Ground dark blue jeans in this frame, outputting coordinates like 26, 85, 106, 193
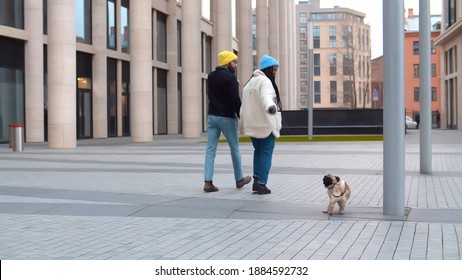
251, 134, 275, 185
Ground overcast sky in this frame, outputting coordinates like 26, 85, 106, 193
317, 0, 442, 58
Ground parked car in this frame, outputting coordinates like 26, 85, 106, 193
406, 116, 418, 129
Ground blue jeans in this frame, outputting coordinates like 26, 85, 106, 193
251, 134, 275, 185
204, 115, 244, 181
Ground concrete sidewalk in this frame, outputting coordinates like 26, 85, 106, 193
0, 129, 461, 260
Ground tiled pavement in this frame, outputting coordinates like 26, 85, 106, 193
1, 129, 462, 260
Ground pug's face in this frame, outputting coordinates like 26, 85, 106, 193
323, 174, 340, 188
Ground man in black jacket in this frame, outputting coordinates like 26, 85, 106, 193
203, 51, 251, 192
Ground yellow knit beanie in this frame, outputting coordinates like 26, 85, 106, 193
218, 51, 238, 66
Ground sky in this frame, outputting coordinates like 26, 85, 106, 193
317, 0, 443, 58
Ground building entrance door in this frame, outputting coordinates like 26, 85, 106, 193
77, 90, 92, 139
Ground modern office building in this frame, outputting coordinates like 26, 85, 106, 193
435, 0, 461, 130
0, 0, 297, 147
296, 2, 371, 109
404, 8, 442, 128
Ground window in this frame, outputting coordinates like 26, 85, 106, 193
329, 26, 336, 48
414, 87, 419, 101
156, 12, 167, 62
76, 0, 92, 44
107, 58, 117, 137
43, 0, 47, 34
413, 41, 419, 55
314, 54, 320, 76
343, 54, 352, 75
121, 0, 129, 53
343, 81, 351, 104
314, 81, 321, 103
300, 13, 307, 24
300, 53, 307, 64
431, 41, 436, 54
330, 81, 337, 103
445, 0, 457, 28
300, 69, 307, 79
157, 69, 168, 134
413, 64, 419, 77
107, 0, 116, 49
300, 27, 307, 38
432, 64, 436, 77
0, 37, 24, 143
431, 87, 437, 101
0, 0, 24, 29
329, 53, 336, 76
313, 26, 320, 48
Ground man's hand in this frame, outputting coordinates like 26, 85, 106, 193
268, 105, 277, 115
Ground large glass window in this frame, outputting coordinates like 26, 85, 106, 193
122, 61, 130, 136
156, 12, 167, 63
0, 0, 24, 29
121, 0, 129, 53
0, 37, 24, 143
107, 0, 116, 50
76, 52, 93, 139
43, 0, 47, 34
107, 58, 117, 137
76, 0, 92, 44
157, 69, 168, 135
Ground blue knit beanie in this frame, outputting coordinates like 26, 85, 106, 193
259, 55, 280, 70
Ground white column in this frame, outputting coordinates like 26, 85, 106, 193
383, 0, 405, 216
24, 0, 44, 142
278, 0, 288, 108
130, 0, 153, 142
256, 0, 268, 63
268, 0, 279, 58
419, 0, 432, 174
181, 0, 202, 138
215, 0, 233, 52
47, 0, 76, 148
167, 0, 179, 134
237, 0, 253, 88
92, 0, 108, 138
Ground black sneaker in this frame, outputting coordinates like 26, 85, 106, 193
256, 183, 271, 195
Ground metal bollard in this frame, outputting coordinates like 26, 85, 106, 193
11, 124, 24, 152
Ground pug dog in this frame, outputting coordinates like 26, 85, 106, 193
322, 174, 351, 215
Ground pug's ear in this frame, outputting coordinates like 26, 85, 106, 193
335, 176, 340, 182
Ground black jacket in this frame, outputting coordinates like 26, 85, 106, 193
207, 66, 241, 119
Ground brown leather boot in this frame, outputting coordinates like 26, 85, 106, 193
204, 181, 219, 192
236, 175, 252, 188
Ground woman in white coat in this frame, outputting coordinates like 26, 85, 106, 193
240, 55, 282, 195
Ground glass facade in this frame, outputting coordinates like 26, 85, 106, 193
0, 0, 24, 29
107, 58, 117, 137
0, 37, 24, 143
77, 52, 93, 139
107, 0, 116, 50
121, 0, 129, 53
157, 69, 168, 134
76, 0, 92, 44
156, 12, 167, 63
